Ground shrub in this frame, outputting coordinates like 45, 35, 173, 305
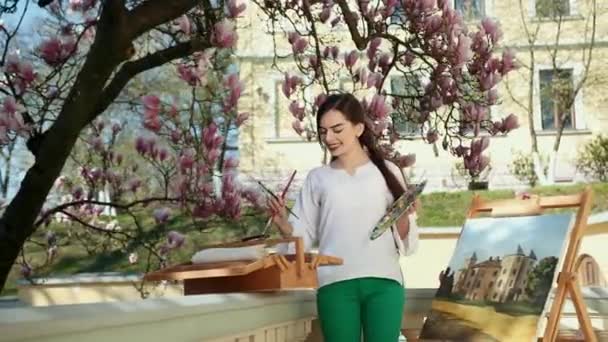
576, 135, 608, 181
509, 151, 547, 187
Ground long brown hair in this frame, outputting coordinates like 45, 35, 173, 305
316, 93, 405, 200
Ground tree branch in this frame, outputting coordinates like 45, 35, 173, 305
92, 39, 210, 120
335, 0, 367, 49
128, 0, 200, 39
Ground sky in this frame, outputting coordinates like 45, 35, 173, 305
447, 213, 575, 271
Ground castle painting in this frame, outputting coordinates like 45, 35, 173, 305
420, 213, 575, 342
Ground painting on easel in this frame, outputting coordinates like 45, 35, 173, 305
419, 213, 575, 342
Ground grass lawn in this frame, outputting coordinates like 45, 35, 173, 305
417, 182, 608, 226
1, 182, 606, 297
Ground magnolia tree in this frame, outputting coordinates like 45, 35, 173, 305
0, 0, 263, 292
255, 0, 519, 174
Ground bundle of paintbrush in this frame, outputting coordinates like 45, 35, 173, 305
242, 170, 297, 242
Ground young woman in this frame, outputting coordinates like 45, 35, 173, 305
269, 93, 419, 341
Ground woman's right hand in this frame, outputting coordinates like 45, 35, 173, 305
268, 197, 289, 229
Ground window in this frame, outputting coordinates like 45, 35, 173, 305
454, 0, 486, 20
535, 0, 571, 17
539, 69, 575, 130
493, 271, 498, 276
390, 76, 420, 136
268, 79, 302, 140
585, 261, 597, 285
498, 280, 503, 287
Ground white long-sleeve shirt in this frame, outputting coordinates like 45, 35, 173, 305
279, 160, 419, 288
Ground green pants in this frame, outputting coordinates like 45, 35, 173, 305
316, 277, 405, 342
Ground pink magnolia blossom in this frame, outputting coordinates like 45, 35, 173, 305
179, 148, 196, 170
193, 201, 215, 219
227, 0, 247, 18
135, 136, 148, 154
315, 93, 328, 109
128, 178, 142, 192
378, 53, 392, 70
491, 113, 519, 134
487, 89, 499, 105
212, 19, 238, 49
72, 186, 84, 200
470, 136, 490, 155
320, 6, 332, 22
292, 37, 308, 54
89, 167, 103, 181
223, 73, 243, 112
20, 263, 32, 278
235, 112, 249, 127
166, 230, 185, 249
330, 46, 339, 59
356, 67, 369, 86
91, 136, 103, 151
177, 64, 205, 86
170, 130, 181, 144
153, 207, 171, 224
292, 120, 305, 135
426, 129, 439, 143
158, 148, 169, 162
69, 0, 96, 12
401, 51, 415, 66
289, 101, 305, 120
143, 111, 161, 132
4, 54, 21, 74
367, 37, 382, 60
203, 123, 219, 149
396, 153, 416, 168
481, 18, 503, 44
367, 72, 383, 89
142, 95, 161, 112
207, 148, 221, 165
500, 49, 517, 75
4, 55, 36, 92
175, 15, 191, 35
281, 73, 301, 98
223, 157, 239, 169
367, 94, 392, 120
454, 34, 473, 67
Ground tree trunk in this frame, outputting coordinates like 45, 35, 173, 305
527, 50, 548, 186
0, 142, 15, 198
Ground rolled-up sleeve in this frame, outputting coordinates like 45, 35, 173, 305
277, 172, 319, 254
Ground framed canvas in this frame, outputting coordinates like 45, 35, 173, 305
419, 213, 575, 342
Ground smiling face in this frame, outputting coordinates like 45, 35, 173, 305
318, 109, 365, 158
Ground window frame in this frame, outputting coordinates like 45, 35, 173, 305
533, 64, 586, 132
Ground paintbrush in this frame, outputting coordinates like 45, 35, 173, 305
242, 170, 298, 241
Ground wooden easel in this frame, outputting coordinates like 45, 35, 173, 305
467, 187, 596, 342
